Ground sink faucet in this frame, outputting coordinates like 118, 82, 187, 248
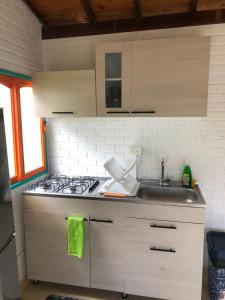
160, 158, 171, 187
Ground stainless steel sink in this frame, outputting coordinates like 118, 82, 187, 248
137, 183, 201, 204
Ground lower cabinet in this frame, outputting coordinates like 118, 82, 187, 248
124, 218, 204, 300
24, 210, 90, 287
90, 216, 125, 292
24, 199, 205, 300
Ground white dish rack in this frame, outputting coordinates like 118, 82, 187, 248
99, 157, 140, 196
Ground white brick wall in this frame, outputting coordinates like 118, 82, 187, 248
0, 0, 43, 282
47, 115, 225, 232
45, 26, 225, 237
0, 0, 43, 75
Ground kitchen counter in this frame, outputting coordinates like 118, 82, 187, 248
23, 178, 206, 208
23, 177, 206, 300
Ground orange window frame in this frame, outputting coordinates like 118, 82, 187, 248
0, 74, 47, 184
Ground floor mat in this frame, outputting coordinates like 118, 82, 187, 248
47, 296, 84, 300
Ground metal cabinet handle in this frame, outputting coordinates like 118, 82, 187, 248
107, 111, 130, 114
0, 232, 16, 254
150, 247, 176, 253
151, 224, 177, 230
90, 218, 113, 223
65, 217, 88, 222
131, 111, 156, 114
52, 112, 76, 114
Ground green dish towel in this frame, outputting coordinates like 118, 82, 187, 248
67, 216, 85, 258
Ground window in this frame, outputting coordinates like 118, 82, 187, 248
20, 87, 44, 174
0, 74, 46, 184
0, 84, 15, 178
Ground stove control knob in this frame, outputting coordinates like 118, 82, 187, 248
89, 180, 100, 193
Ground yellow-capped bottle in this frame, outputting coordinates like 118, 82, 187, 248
182, 162, 192, 188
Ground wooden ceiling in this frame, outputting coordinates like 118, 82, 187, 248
22, 0, 225, 39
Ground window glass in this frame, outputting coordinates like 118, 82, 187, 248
105, 53, 122, 108
20, 87, 43, 173
0, 84, 16, 177
105, 53, 121, 78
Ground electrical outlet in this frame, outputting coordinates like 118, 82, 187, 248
130, 145, 142, 156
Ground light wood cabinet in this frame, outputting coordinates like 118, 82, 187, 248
24, 210, 90, 287
131, 37, 210, 117
23, 195, 205, 300
124, 218, 204, 300
32, 70, 96, 117
96, 42, 131, 116
96, 37, 210, 117
90, 216, 125, 292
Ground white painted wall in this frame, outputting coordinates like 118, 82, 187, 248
0, 0, 43, 75
45, 25, 225, 235
43, 24, 225, 72
0, 0, 43, 282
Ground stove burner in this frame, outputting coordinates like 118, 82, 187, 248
28, 175, 100, 195
40, 182, 52, 190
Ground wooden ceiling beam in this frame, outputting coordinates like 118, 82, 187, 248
80, 0, 96, 23
134, 0, 142, 18
21, 0, 48, 25
42, 9, 225, 40
191, 0, 198, 12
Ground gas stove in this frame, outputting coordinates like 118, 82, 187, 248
26, 175, 101, 196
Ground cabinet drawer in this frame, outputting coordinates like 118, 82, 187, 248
125, 218, 204, 250
124, 218, 204, 299
125, 242, 203, 300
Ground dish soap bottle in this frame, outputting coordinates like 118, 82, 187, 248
182, 162, 192, 188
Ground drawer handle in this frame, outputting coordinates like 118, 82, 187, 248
65, 217, 88, 222
150, 247, 176, 253
151, 224, 177, 230
131, 111, 156, 114
106, 111, 130, 114
0, 232, 16, 254
90, 218, 113, 223
52, 112, 76, 114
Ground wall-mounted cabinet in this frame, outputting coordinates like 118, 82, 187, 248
96, 37, 210, 117
32, 70, 96, 117
32, 37, 210, 118
131, 37, 210, 117
96, 42, 131, 117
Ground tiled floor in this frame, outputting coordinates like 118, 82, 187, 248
22, 281, 211, 300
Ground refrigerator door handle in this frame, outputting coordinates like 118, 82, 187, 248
0, 232, 16, 254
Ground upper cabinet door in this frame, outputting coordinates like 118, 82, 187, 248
96, 42, 131, 117
131, 37, 210, 117
32, 70, 96, 117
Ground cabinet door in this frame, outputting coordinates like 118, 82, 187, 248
124, 218, 204, 300
32, 70, 96, 117
25, 210, 90, 287
131, 37, 210, 117
90, 216, 125, 292
96, 42, 131, 116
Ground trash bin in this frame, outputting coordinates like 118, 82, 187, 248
207, 231, 225, 300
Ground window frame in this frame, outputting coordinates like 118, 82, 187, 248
0, 73, 47, 185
